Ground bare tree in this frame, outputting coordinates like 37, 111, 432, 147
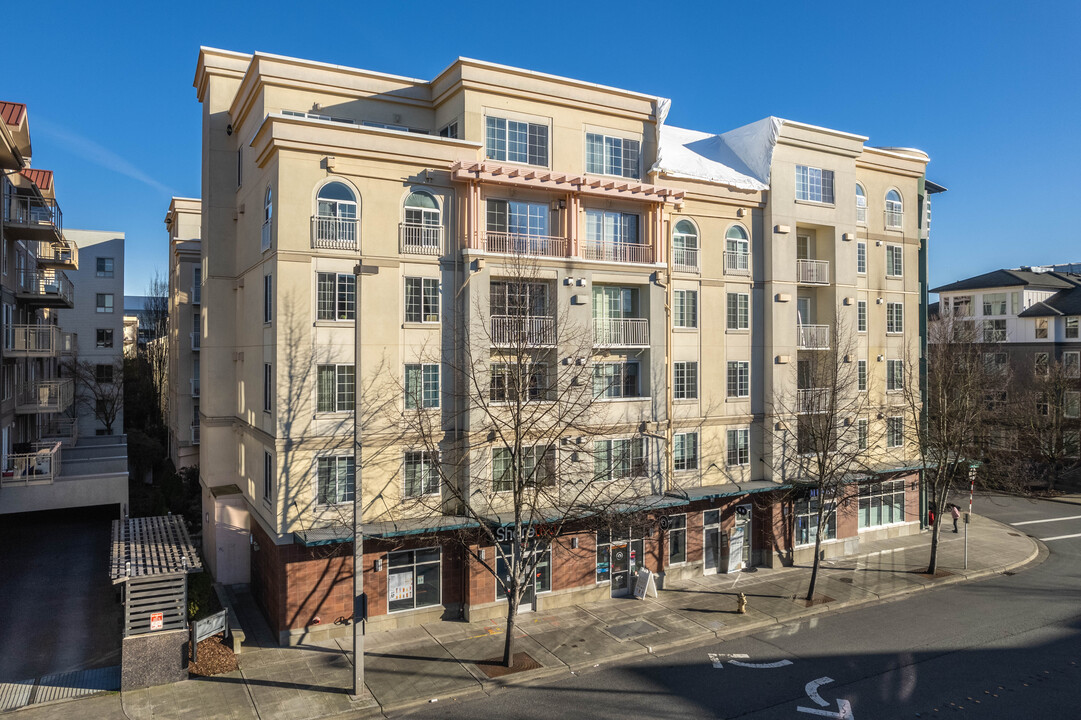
140, 271, 170, 426
66, 356, 125, 434
401, 254, 665, 666
1006, 354, 1081, 492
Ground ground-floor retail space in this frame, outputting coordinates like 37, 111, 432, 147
229, 473, 924, 645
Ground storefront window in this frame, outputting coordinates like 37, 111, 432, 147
596, 526, 645, 583
858, 479, 906, 529
495, 542, 551, 599
387, 548, 441, 613
668, 514, 687, 564
794, 492, 836, 546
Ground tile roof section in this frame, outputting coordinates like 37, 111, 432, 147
19, 168, 52, 191
0, 102, 26, 126
931, 269, 1078, 294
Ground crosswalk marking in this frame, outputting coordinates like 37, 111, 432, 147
1011, 514, 1081, 526
1039, 532, 1081, 542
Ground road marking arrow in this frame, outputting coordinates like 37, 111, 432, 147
707, 653, 792, 669
804, 677, 834, 706
796, 699, 853, 719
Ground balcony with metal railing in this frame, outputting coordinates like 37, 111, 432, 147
724, 250, 751, 275
796, 259, 830, 285
190, 332, 200, 351
2, 191, 63, 242
17, 268, 74, 307
797, 324, 830, 350
482, 232, 567, 258
261, 219, 272, 252
885, 209, 904, 230
5, 324, 59, 357
584, 240, 653, 264
40, 418, 78, 446
35, 240, 78, 270
400, 223, 443, 255
672, 246, 699, 273
490, 315, 556, 347
797, 388, 832, 414
191, 282, 201, 305
311, 215, 358, 250
1, 442, 61, 486
593, 317, 650, 347
191, 377, 200, 397
15, 379, 74, 414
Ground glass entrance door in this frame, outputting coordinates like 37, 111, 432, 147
497, 542, 552, 613
728, 505, 753, 571
610, 542, 631, 596
703, 510, 722, 575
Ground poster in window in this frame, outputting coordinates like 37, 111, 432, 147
388, 570, 414, 602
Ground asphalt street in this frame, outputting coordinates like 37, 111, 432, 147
403, 495, 1081, 719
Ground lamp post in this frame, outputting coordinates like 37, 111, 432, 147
352, 260, 379, 698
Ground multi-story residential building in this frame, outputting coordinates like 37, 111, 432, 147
56, 229, 125, 437
0, 101, 128, 516
165, 197, 202, 470
192, 49, 937, 645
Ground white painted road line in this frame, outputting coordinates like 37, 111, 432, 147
1011, 514, 1081, 526
804, 677, 833, 706
1039, 532, 1081, 542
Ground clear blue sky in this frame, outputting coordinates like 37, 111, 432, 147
11, 0, 1080, 294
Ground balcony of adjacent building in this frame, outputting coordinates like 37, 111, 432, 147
796, 323, 830, 350
34, 240, 78, 271
16, 268, 74, 307
40, 417, 78, 446
797, 387, 832, 414
593, 286, 649, 348
2, 189, 64, 244
4, 324, 59, 357
0, 435, 128, 514
1, 441, 62, 486
15, 379, 74, 414
490, 315, 556, 347
796, 259, 830, 286
191, 422, 200, 445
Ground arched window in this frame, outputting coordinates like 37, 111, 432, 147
725, 225, 750, 274
314, 182, 358, 249
403, 191, 441, 253
855, 184, 866, 224
261, 186, 273, 251
672, 219, 699, 271
885, 189, 903, 228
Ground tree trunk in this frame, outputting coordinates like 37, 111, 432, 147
805, 501, 826, 602
927, 514, 941, 574
502, 593, 518, 667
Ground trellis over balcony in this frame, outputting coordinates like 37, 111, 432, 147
35, 240, 78, 270
16, 269, 74, 307
5, 324, 60, 357
310, 215, 358, 250
797, 388, 832, 414
16, 379, 74, 414
491, 315, 556, 347
1, 442, 61, 486
400, 223, 443, 255
2, 191, 63, 243
797, 324, 830, 350
796, 259, 830, 285
482, 232, 568, 259
593, 317, 649, 348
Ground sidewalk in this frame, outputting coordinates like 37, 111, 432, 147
8, 514, 1040, 720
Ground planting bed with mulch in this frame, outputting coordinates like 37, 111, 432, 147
188, 633, 238, 677
476, 652, 541, 678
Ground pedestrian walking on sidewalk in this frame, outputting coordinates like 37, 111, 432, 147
929, 501, 937, 528
950, 503, 961, 533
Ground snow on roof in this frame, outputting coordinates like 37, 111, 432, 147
651, 117, 781, 191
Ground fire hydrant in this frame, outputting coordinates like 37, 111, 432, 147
737, 592, 748, 614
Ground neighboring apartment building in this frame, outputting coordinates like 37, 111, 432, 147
56, 229, 125, 437
165, 197, 202, 469
0, 101, 128, 516
192, 49, 937, 645
932, 267, 1081, 452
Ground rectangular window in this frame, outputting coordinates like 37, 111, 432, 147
1034, 352, 1049, 376
592, 361, 640, 399
594, 438, 646, 480
795, 165, 835, 204
794, 491, 836, 545
96, 293, 114, 313
983, 352, 1008, 374
584, 209, 640, 254
1065, 351, 1080, 378
667, 514, 687, 565
317, 272, 356, 321
491, 281, 550, 317
727, 361, 750, 398
727, 292, 749, 330
263, 363, 272, 413
485, 116, 548, 166
673, 362, 698, 400
317, 456, 355, 504
858, 359, 868, 392
951, 296, 972, 317
263, 273, 272, 323
486, 199, 550, 238
438, 122, 459, 139
490, 362, 549, 402
886, 245, 903, 277
887, 302, 904, 334
726, 428, 750, 466
887, 359, 904, 392
983, 319, 1007, 343
857, 418, 869, 450
982, 293, 1007, 316
317, 364, 355, 412
404, 451, 439, 497
404, 277, 439, 323
858, 479, 906, 529
96, 329, 114, 348
96, 257, 115, 278
493, 446, 556, 491
585, 133, 641, 179
387, 548, 441, 613
857, 300, 867, 333
674, 290, 698, 329
1035, 318, 1048, 339
1065, 391, 1080, 419
856, 241, 867, 274
1066, 317, 1079, 339
95, 364, 114, 383
887, 416, 904, 447
673, 432, 699, 471
405, 364, 440, 409
263, 451, 274, 505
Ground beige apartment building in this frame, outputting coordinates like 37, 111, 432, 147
191, 48, 938, 645
0, 101, 128, 516
165, 197, 202, 470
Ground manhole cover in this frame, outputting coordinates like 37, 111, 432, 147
606, 619, 662, 640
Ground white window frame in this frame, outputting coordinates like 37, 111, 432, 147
405, 363, 440, 409
673, 431, 699, 471
316, 455, 355, 506
885, 245, 903, 277
794, 491, 837, 546
1065, 390, 1080, 419
485, 115, 549, 167
405, 277, 439, 323
886, 416, 904, 448
857, 418, 869, 450
673, 289, 698, 329
263, 450, 274, 506
1035, 318, 1049, 340
1034, 352, 1049, 377
263, 363, 272, 413
858, 479, 906, 529
886, 302, 904, 334
795, 165, 835, 204
886, 359, 904, 392
727, 292, 749, 331
594, 438, 646, 481
317, 272, 356, 322
1064, 351, 1080, 379
856, 241, 867, 274
858, 359, 868, 392
857, 300, 868, 333
885, 189, 904, 229
1066, 317, 1079, 339
726, 427, 750, 466
492, 445, 557, 492
673, 361, 698, 400
317, 364, 356, 413
263, 273, 273, 324
727, 361, 750, 398
404, 451, 440, 497
592, 361, 641, 399
585, 132, 641, 179
855, 183, 867, 224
